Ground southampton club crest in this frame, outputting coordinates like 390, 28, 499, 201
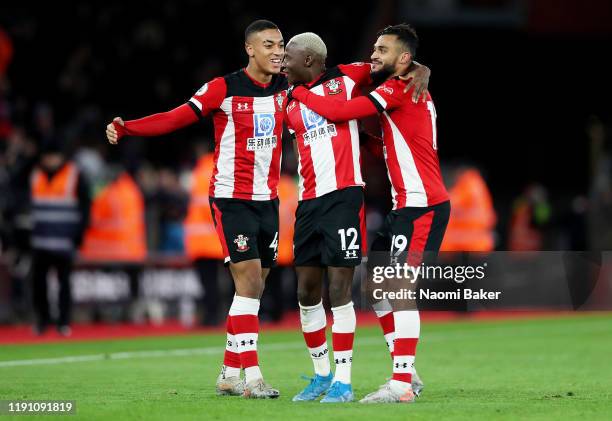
234, 234, 250, 252
275, 93, 284, 111
325, 79, 343, 95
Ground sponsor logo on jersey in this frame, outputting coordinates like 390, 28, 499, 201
236, 102, 249, 111
325, 79, 343, 95
378, 85, 394, 95
247, 113, 278, 151
300, 108, 337, 145
234, 234, 250, 252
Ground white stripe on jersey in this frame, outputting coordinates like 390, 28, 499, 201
343, 76, 364, 187
291, 118, 306, 199
189, 97, 203, 111
252, 149, 273, 199
382, 111, 428, 207
304, 84, 337, 199
251, 96, 277, 199
296, 154, 305, 200
251, 95, 273, 113
213, 97, 236, 198
370, 91, 387, 109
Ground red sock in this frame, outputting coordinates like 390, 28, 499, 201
391, 310, 420, 384
376, 310, 395, 359
231, 314, 260, 370
222, 315, 241, 376
392, 338, 417, 383
229, 295, 262, 383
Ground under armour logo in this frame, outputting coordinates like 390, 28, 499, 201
335, 357, 352, 364
395, 362, 409, 369
237, 102, 249, 111
240, 339, 255, 346
345, 250, 358, 259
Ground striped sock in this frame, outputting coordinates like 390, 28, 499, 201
373, 299, 395, 359
299, 301, 330, 377
392, 310, 419, 385
331, 301, 356, 384
229, 295, 262, 384
221, 315, 241, 378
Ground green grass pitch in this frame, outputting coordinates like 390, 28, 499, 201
1, 314, 611, 420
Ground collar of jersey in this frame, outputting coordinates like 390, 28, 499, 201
242, 68, 272, 89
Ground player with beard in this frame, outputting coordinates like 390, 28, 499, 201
282, 31, 431, 403
289, 24, 450, 404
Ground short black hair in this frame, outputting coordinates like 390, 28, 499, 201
245, 20, 279, 41
377, 23, 419, 57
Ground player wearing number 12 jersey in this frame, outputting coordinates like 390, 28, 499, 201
290, 24, 450, 404
105, 20, 287, 399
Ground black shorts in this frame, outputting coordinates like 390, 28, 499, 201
294, 186, 366, 267
371, 200, 450, 265
209, 197, 279, 268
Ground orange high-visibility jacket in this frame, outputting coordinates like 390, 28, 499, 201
80, 172, 146, 261
508, 200, 542, 251
184, 154, 223, 260
31, 162, 81, 254
440, 168, 496, 252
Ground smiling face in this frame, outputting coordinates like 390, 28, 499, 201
281, 42, 311, 85
245, 28, 285, 75
370, 34, 411, 80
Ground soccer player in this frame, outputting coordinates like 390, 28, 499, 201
281, 32, 429, 403
105, 20, 287, 399
289, 24, 450, 403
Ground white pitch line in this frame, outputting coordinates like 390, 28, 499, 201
0, 338, 383, 368
2, 322, 573, 369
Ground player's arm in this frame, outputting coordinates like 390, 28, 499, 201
290, 87, 379, 123
106, 104, 198, 144
106, 77, 227, 144
401, 61, 430, 103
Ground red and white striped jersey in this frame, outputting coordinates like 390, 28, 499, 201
188, 69, 287, 201
367, 78, 449, 209
284, 63, 371, 201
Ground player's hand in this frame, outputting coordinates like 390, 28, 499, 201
106, 117, 124, 144
287, 84, 306, 103
401, 64, 430, 103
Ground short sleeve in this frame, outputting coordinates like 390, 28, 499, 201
366, 80, 405, 113
338, 62, 373, 87
188, 77, 227, 117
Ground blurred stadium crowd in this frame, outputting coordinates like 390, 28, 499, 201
1, 1, 611, 330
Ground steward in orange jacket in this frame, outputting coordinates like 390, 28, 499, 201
80, 171, 146, 262
440, 167, 496, 252
31, 142, 90, 335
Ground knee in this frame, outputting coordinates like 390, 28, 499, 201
328, 281, 351, 306
297, 283, 319, 306
297, 275, 321, 306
